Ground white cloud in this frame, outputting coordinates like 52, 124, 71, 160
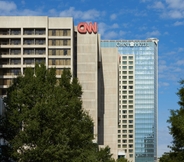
21, 0, 25, 5
104, 31, 118, 39
167, 10, 184, 19
174, 21, 184, 26
166, 0, 184, 9
110, 13, 117, 20
178, 48, 184, 52
159, 82, 170, 87
146, 30, 160, 38
59, 7, 102, 20
140, 0, 151, 3
139, 26, 147, 31
148, 0, 184, 19
0, 1, 16, 13
176, 60, 184, 65
111, 23, 119, 28
153, 1, 165, 9
98, 22, 108, 36
119, 30, 126, 36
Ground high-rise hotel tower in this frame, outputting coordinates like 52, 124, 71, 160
0, 16, 158, 162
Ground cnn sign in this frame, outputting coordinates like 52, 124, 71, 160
77, 22, 97, 34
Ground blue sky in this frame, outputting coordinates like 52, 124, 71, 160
1, 0, 184, 157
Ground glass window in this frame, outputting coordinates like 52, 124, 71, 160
129, 56, 133, 59
123, 66, 127, 69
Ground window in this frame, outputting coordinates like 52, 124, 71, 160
129, 100, 133, 104
129, 110, 133, 113
123, 96, 127, 99
52, 30, 56, 36
123, 130, 127, 133
123, 145, 126, 148
129, 91, 133, 94
129, 140, 133, 143
129, 154, 133, 158
123, 140, 127, 143
63, 29, 67, 36
64, 49, 67, 55
52, 59, 56, 65
123, 100, 127, 104
123, 71, 127, 74
123, 91, 127, 94
129, 144, 133, 148
123, 61, 127, 64
52, 40, 56, 45
63, 39, 67, 45
129, 56, 133, 59
129, 120, 133, 123
52, 50, 56, 55
123, 66, 127, 69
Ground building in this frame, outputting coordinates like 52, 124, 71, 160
0, 16, 158, 162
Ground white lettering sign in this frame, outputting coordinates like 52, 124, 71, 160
116, 42, 149, 47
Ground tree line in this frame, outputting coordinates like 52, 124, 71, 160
0, 63, 128, 162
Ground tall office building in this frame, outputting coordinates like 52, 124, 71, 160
101, 40, 158, 162
0, 16, 158, 162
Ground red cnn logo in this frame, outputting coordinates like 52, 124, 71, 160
77, 22, 97, 34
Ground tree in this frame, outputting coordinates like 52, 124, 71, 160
116, 157, 128, 162
0, 63, 114, 162
160, 80, 184, 161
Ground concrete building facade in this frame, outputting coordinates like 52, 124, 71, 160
0, 16, 158, 162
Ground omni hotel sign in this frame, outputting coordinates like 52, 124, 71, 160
116, 42, 149, 47
77, 22, 97, 34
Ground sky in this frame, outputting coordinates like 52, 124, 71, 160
0, 0, 184, 158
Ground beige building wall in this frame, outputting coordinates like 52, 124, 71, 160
76, 32, 99, 142
100, 48, 119, 158
0, 16, 73, 95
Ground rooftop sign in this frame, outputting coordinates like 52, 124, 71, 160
116, 42, 149, 47
77, 22, 97, 34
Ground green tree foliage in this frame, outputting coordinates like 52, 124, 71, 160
116, 157, 128, 162
160, 80, 184, 161
0, 63, 114, 162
